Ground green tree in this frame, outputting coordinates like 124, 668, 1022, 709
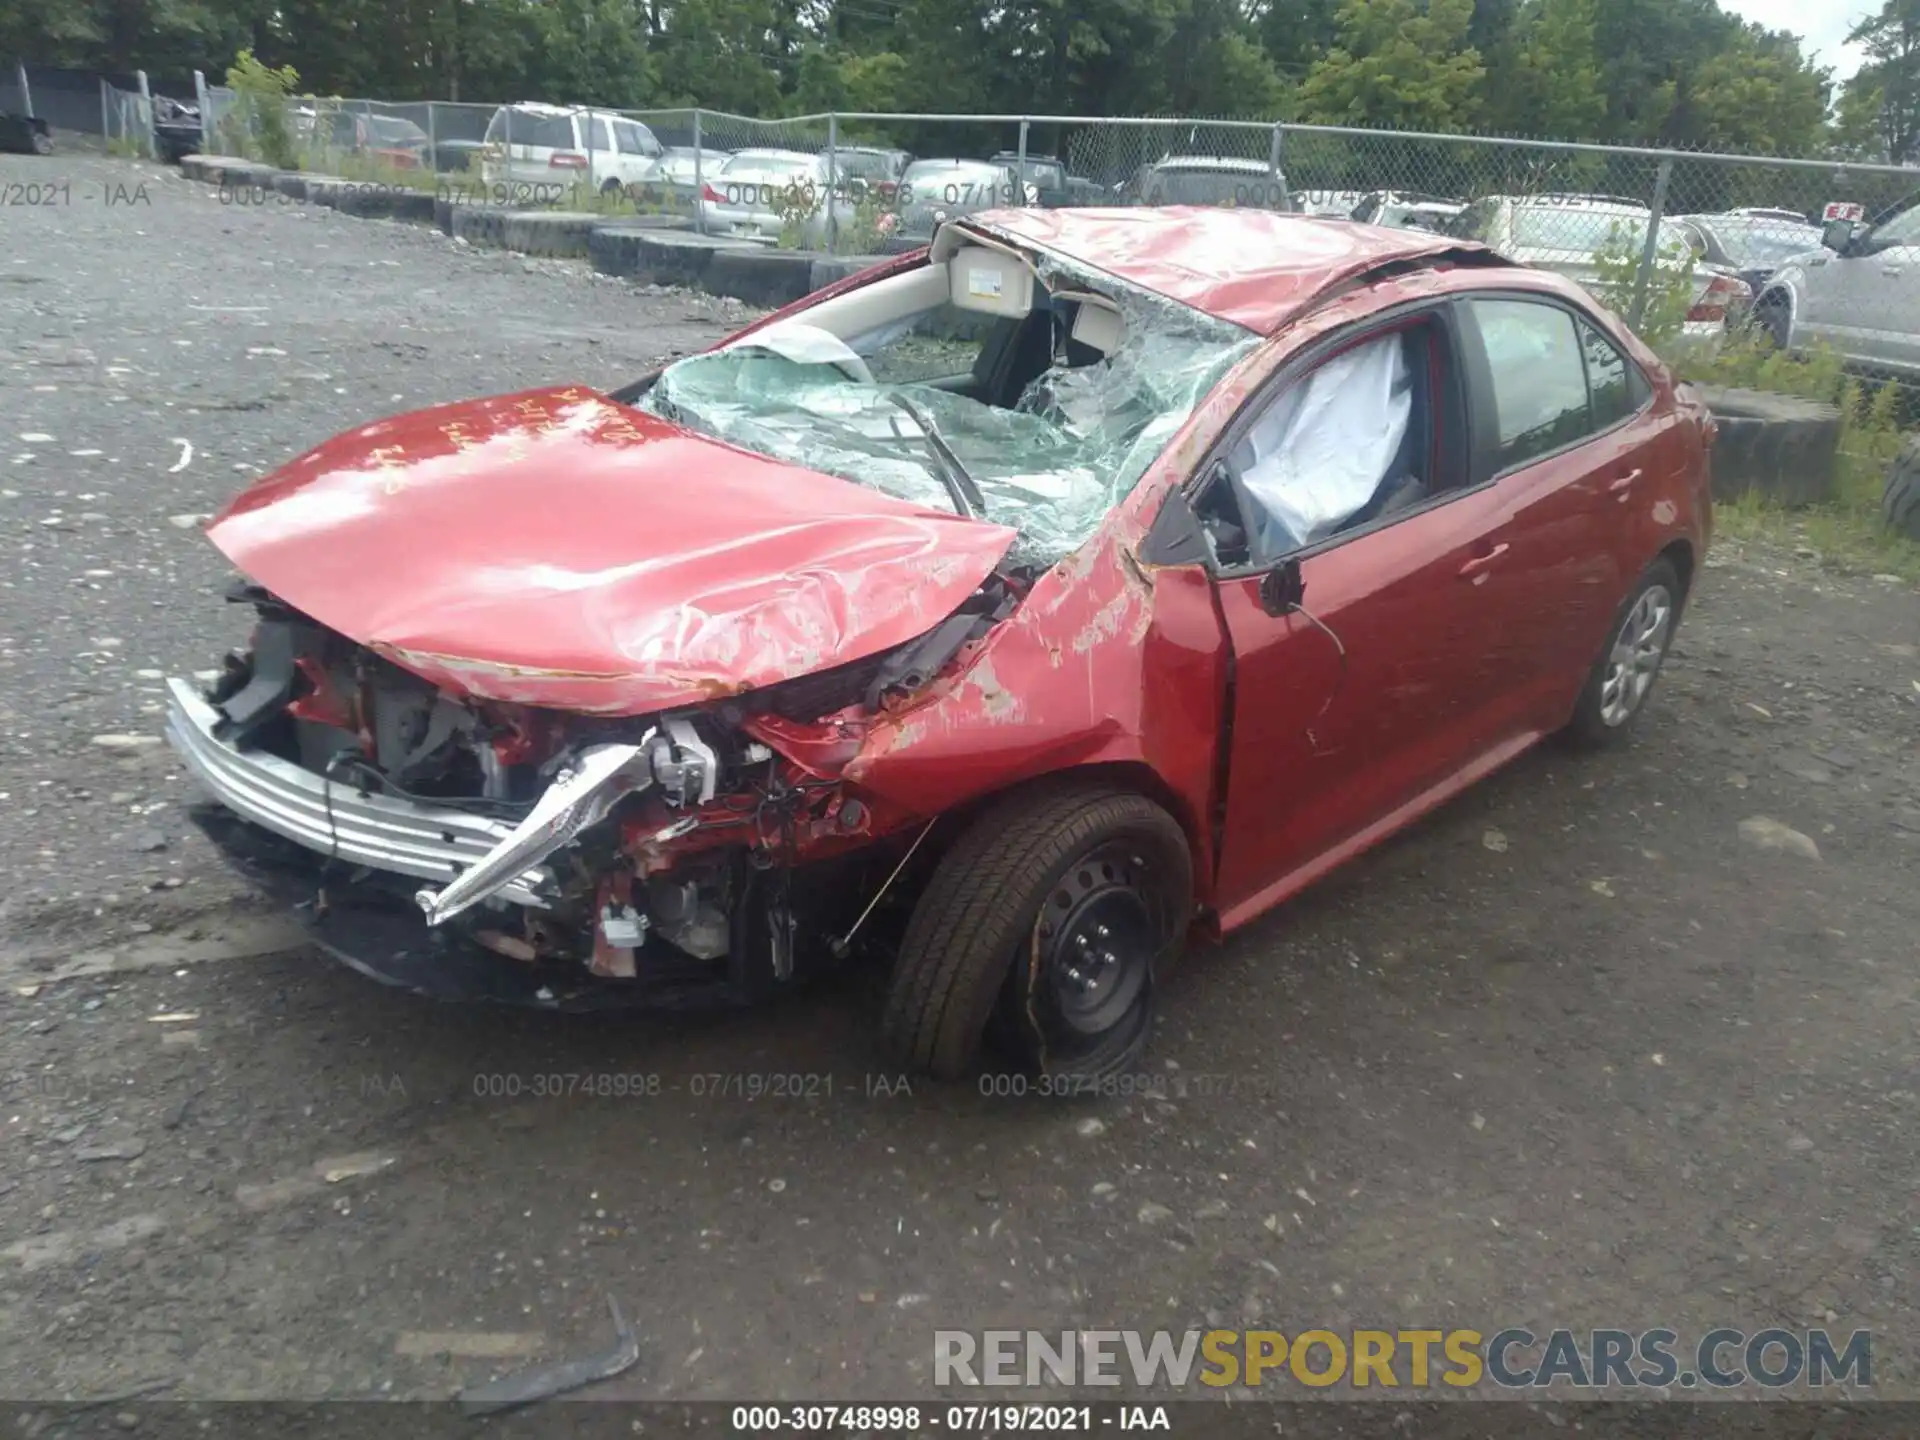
1689, 27, 1829, 155
1847, 0, 1920, 163
1297, 0, 1486, 130
1485, 0, 1605, 139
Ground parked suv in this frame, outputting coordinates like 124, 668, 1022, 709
479, 102, 663, 196
1448, 194, 1752, 337
1751, 192, 1920, 380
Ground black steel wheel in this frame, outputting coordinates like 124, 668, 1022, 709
881, 782, 1192, 1082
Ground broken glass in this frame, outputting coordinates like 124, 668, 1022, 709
640, 280, 1257, 567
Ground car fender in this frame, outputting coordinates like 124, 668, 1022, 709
840, 521, 1233, 906
1752, 267, 1807, 345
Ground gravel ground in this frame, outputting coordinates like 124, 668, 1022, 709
1, 152, 1918, 1412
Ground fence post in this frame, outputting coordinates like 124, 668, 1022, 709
1628, 158, 1674, 332
136, 70, 154, 159
193, 70, 208, 154
692, 109, 706, 235
825, 111, 839, 256
1017, 118, 1030, 207
1269, 122, 1289, 211
427, 101, 438, 178
15, 61, 30, 119
99, 77, 111, 146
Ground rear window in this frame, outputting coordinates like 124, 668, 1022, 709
613, 120, 659, 156
1512, 206, 1652, 252
1146, 167, 1286, 209
366, 116, 422, 144
485, 108, 577, 150
720, 154, 817, 180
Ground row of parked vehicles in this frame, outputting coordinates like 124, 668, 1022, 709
186, 95, 1900, 380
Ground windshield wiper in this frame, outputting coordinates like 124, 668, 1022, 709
885, 390, 986, 521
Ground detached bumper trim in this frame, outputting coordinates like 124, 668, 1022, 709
164, 677, 551, 908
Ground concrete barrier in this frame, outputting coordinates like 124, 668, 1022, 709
587, 217, 696, 277
450, 206, 514, 248
499, 210, 605, 259
808, 254, 895, 292
1698, 387, 1841, 508
634, 233, 766, 289
700, 247, 822, 308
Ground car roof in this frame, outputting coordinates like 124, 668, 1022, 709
728, 148, 815, 161
965, 206, 1503, 335
496, 101, 576, 116
1149, 156, 1275, 172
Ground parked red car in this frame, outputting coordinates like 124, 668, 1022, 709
168, 208, 1714, 1081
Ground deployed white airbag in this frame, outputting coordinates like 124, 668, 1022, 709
1232, 333, 1411, 555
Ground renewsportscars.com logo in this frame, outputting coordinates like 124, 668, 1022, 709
934, 1328, 1872, 1391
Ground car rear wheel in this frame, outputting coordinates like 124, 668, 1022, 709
600, 177, 625, 199
1562, 558, 1681, 749
880, 782, 1192, 1082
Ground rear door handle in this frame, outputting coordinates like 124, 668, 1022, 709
1608, 468, 1643, 495
1457, 542, 1509, 579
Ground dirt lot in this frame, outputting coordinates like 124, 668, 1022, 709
1, 152, 1917, 1410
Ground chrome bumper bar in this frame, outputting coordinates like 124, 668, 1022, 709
164, 677, 552, 909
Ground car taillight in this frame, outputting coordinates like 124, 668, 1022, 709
701, 183, 726, 205
1686, 274, 1751, 324
549, 152, 588, 170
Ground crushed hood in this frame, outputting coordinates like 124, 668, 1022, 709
206, 387, 1018, 714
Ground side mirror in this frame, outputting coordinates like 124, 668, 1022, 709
1821, 218, 1861, 254
1259, 557, 1306, 617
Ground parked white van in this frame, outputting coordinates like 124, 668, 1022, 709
478, 102, 664, 196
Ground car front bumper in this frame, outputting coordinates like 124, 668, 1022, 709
163, 677, 551, 908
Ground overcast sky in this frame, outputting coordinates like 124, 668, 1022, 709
1722, 0, 1872, 80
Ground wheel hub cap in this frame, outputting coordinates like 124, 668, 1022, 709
1599, 584, 1672, 728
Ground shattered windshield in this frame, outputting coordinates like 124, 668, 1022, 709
639, 254, 1257, 566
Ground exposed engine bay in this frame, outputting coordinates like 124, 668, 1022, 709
174, 573, 1022, 1005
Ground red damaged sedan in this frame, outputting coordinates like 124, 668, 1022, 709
167, 208, 1714, 1081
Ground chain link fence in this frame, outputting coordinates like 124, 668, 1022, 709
183, 95, 1920, 398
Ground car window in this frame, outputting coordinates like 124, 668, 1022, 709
492, 108, 577, 150
1228, 327, 1434, 557
1874, 201, 1920, 248
1468, 299, 1594, 470
844, 303, 1008, 386
1511, 206, 1649, 251
1580, 320, 1643, 430
613, 121, 653, 156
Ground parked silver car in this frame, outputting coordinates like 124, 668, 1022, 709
1123, 156, 1292, 211
893, 159, 1034, 242
1752, 194, 1920, 379
696, 149, 868, 244
1448, 194, 1752, 337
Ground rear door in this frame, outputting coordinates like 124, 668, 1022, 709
1452, 296, 1648, 716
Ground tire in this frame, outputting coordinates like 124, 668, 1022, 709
31, 129, 53, 157
880, 781, 1193, 1083
600, 177, 625, 199
1562, 558, 1682, 750
1748, 292, 1790, 351
1884, 435, 1920, 541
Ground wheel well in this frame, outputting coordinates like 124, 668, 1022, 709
1658, 538, 1695, 607
927, 761, 1210, 899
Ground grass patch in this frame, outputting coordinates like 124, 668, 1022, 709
1668, 334, 1920, 580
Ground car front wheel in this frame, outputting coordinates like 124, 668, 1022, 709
880, 782, 1193, 1082
1563, 557, 1682, 748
